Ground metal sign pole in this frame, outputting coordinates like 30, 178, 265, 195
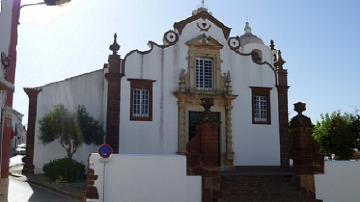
103, 161, 106, 202
98, 144, 113, 202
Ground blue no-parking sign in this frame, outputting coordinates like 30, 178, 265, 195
98, 144, 113, 159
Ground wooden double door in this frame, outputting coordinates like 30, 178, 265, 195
188, 111, 220, 167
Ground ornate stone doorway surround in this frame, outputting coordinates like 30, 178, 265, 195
174, 94, 236, 168
174, 34, 237, 169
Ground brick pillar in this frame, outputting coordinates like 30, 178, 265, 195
86, 155, 99, 200
22, 87, 41, 174
105, 33, 123, 153
187, 98, 221, 202
275, 50, 289, 169
202, 169, 221, 202
290, 102, 324, 200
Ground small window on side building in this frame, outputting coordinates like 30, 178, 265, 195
251, 87, 271, 124
128, 79, 154, 121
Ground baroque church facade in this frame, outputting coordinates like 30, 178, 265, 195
23, 6, 289, 174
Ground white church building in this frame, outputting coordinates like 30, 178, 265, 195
23, 6, 289, 174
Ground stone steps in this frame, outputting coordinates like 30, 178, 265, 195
220, 172, 318, 202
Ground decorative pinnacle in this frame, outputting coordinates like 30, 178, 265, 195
244, 22, 252, 34
109, 33, 120, 55
274, 50, 286, 69
226, 71, 231, 82
294, 102, 306, 115
192, 0, 211, 15
270, 40, 275, 50
201, 0, 205, 8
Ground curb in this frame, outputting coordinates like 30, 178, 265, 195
26, 179, 84, 201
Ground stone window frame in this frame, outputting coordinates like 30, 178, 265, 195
187, 50, 223, 94
250, 87, 272, 124
195, 57, 214, 90
128, 79, 155, 121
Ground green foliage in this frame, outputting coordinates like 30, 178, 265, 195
39, 105, 82, 159
76, 105, 104, 145
43, 158, 85, 182
313, 111, 360, 160
349, 115, 360, 150
39, 105, 104, 159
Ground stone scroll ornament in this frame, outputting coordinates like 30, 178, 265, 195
163, 30, 179, 45
228, 37, 241, 50
196, 21, 212, 32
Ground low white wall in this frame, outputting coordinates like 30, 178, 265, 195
87, 154, 201, 202
315, 161, 360, 202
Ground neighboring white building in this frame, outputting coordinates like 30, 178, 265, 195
10, 109, 26, 153
24, 6, 289, 174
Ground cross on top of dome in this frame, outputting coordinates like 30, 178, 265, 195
192, 0, 212, 15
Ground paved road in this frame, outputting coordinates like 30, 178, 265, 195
8, 175, 79, 202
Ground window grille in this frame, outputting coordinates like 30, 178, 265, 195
254, 95, 268, 122
132, 89, 149, 118
195, 57, 213, 90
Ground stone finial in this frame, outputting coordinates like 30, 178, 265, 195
201, 0, 205, 8
290, 102, 312, 127
109, 33, 120, 55
244, 22, 252, 34
294, 102, 306, 115
225, 71, 231, 83
192, 0, 211, 15
225, 71, 232, 95
270, 40, 275, 50
274, 50, 286, 69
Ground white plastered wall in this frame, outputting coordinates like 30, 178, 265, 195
87, 154, 201, 202
33, 69, 106, 173
119, 16, 280, 166
315, 161, 360, 202
120, 45, 180, 154
229, 46, 280, 166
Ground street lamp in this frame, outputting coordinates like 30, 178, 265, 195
20, 0, 71, 9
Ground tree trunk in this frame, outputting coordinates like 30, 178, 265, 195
66, 147, 73, 159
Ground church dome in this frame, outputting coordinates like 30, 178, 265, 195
239, 22, 264, 46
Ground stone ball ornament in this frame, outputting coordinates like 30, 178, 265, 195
228, 37, 240, 49
163, 30, 179, 44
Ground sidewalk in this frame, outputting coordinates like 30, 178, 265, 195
9, 155, 86, 201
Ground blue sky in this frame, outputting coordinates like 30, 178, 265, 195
15, 0, 360, 124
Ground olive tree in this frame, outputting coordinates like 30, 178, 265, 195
39, 105, 104, 159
